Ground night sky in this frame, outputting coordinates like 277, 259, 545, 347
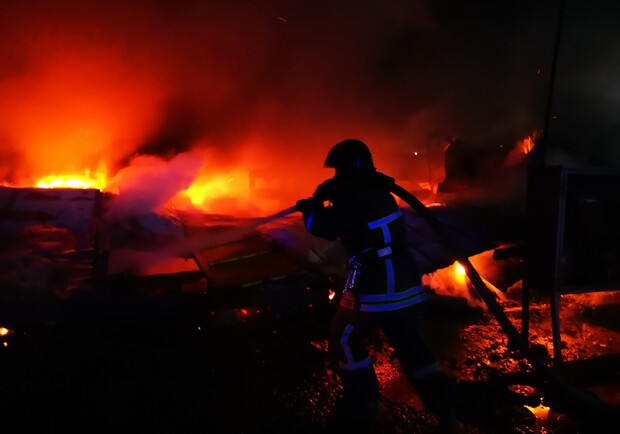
0, 0, 618, 190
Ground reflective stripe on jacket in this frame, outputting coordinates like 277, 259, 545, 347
302, 172, 424, 310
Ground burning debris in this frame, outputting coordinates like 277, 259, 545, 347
1, 146, 619, 433
0, 187, 102, 302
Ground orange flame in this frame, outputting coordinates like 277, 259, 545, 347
453, 262, 467, 285
26, 162, 109, 190
423, 251, 508, 307
23, 161, 282, 216
183, 172, 247, 207
520, 136, 535, 155
504, 131, 540, 166
35, 168, 107, 190
524, 402, 551, 419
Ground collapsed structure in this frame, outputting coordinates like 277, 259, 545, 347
1, 144, 619, 433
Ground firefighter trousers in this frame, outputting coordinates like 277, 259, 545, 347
330, 299, 458, 425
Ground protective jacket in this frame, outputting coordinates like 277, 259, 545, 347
300, 171, 426, 312
297, 150, 460, 432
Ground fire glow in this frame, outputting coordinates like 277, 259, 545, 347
520, 136, 535, 155
524, 402, 551, 419
423, 252, 508, 307
453, 262, 467, 285
35, 168, 107, 190
10, 129, 540, 220
504, 132, 540, 166
181, 171, 249, 209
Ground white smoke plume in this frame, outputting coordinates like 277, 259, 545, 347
104, 152, 202, 222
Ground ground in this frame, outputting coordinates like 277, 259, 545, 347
1, 286, 618, 434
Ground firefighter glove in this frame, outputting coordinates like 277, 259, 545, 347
296, 197, 322, 214
313, 178, 338, 201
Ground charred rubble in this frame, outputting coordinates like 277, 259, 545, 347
0, 178, 619, 433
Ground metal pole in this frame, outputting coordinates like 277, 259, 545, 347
538, 0, 567, 166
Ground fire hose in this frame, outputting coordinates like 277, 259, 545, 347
121, 206, 299, 273
388, 182, 620, 422
167, 186, 618, 419
224, 185, 618, 421
162, 205, 298, 257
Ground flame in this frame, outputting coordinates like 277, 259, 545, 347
518, 129, 541, 156
183, 172, 247, 207
504, 131, 541, 166
524, 403, 551, 419
19, 158, 284, 216
423, 251, 508, 307
328, 290, 336, 301
423, 260, 472, 301
520, 136, 535, 155
25, 162, 109, 190
35, 168, 107, 190
453, 262, 467, 285
1, 326, 12, 348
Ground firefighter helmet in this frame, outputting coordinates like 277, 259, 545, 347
324, 139, 375, 174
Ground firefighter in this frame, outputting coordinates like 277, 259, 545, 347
296, 139, 462, 433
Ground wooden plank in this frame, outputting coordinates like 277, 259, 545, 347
191, 230, 309, 289
191, 232, 275, 265
205, 250, 308, 289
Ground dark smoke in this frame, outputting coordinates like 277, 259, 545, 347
125, 98, 206, 163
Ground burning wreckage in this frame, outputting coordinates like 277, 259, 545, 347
0, 142, 619, 434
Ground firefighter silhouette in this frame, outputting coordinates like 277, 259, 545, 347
296, 139, 462, 433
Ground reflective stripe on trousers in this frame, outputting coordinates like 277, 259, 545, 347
339, 285, 427, 312
339, 323, 373, 371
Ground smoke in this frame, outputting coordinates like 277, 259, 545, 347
0, 0, 617, 197
104, 152, 202, 221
